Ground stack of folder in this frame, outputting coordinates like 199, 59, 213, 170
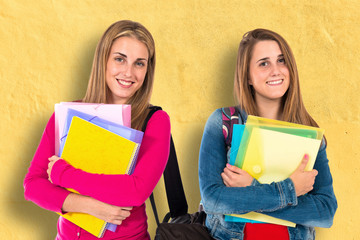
54, 102, 143, 238
55, 102, 131, 156
225, 115, 324, 227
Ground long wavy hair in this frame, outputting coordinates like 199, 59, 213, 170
234, 28, 319, 127
83, 20, 156, 130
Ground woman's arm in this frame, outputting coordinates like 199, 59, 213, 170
263, 143, 337, 228
23, 113, 145, 223
50, 110, 171, 207
23, 113, 71, 213
62, 193, 132, 225
222, 154, 318, 197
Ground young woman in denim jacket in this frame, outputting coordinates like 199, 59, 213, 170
199, 29, 337, 240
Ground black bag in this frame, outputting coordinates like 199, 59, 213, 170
155, 210, 214, 240
142, 106, 214, 240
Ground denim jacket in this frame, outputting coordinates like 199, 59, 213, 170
198, 108, 337, 240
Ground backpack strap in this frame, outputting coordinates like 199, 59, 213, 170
163, 136, 188, 217
221, 106, 244, 149
142, 106, 188, 226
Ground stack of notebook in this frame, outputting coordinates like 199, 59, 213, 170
225, 115, 324, 227
54, 102, 143, 237
55, 102, 132, 156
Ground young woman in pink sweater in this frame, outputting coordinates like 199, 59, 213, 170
24, 20, 170, 239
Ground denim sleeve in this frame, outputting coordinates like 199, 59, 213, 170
199, 109, 298, 215
264, 142, 338, 228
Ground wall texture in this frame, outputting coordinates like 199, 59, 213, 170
1, 0, 359, 239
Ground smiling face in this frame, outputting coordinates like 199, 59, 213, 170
249, 40, 290, 106
105, 36, 149, 104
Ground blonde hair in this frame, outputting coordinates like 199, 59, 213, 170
234, 28, 318, 127
83, 20, 156, 130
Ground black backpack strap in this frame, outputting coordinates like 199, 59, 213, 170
149, 192, 160, 226
163, 136, 188, 217
142, 106, 188, 226
142, 106, 163, 132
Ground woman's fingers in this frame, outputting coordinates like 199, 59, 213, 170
296, 154, 309, 172
221, 164, 253, 187
290, 154, 318, 196
221, 172, 230, 187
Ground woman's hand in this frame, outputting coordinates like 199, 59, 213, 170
62, 193, 133, 225
221, 163, 253, 187
90, 201, 133, 225
290, 154, 318, 197
47, 155, 62, 183
48, 156, 133, 225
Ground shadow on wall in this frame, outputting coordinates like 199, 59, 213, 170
7, 37, 100, 239
8, 117, 58, 240
180, 44, 238, 211
67, 35, 99, 100
180, 123, 204, 210
214, 43, 238, 108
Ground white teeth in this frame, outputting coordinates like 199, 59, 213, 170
117, 79, 132, 86
267, 80, 283, 85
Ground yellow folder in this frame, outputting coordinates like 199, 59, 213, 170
242, 127, 321, 182
235, 115, 324, 167
246, 115, 324, 140
59, 117, 141, 237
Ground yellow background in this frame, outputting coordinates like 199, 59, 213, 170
1, 0, 359, 239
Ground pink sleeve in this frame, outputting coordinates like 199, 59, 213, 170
23, 113, 71, 213
50, 110, 171, 207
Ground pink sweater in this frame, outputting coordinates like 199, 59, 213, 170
24, 110, 171, 239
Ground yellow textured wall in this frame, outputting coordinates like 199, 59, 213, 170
1, 0, 359, 239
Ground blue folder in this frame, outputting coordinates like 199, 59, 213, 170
229, 124, 245, 166
225, 124, 263, 224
